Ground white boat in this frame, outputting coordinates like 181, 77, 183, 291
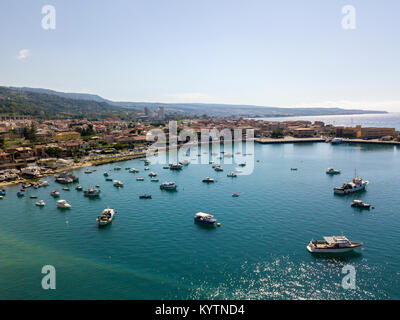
113, 180, 124, 187
326, 167, 341, 174
40, 181, 50, 187
194, 212, 217, 225
36, 200, 46, 207
50, 189, 60, 197
351, 199, 371, 209
202, 177, 215, 183
148, 172, 157, 177
214, 166, 223, 172
331, 138, 343, 145
97, 207, 115, 226
334, 173, 369, 194
129, 168, 139, 173
114, 166, 121, 171
136, 177, 144, 181
57, 200, 71, 209
307, 236, 362, 253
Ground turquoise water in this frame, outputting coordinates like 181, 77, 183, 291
1, 142, 400, 300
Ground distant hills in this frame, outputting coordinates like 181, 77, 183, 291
1, 86, 387, 119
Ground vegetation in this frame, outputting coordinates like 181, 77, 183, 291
0, 87, 137, 120
271, 129, 284, 138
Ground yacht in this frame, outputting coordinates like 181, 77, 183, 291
50, 189, 60, 197
227, 172, 237, 177
351, 200, 371, 209
194, 212, 217, 225
21, 166, 41, 178
326, 167, 341, 175
334, 174, 369, 194
170, 163, 183, 170
202, 177, 215, 183
97, 207, 115, 226
160, 182, 178, 190
36, 200, 46, 207
307, 236, 362, 253
113, 180, 124, 187
57, 200, 71, 209
84, 188, 101, 197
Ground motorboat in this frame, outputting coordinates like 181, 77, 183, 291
76, 185, 83, 191
113, 180, 124, 187
36, 200, 46, 207
351, 200, 371, 208
136, 177, 144, 181
169, 163, 183, 170
291, 168, 298, 171
105, 178, 113, 181
50, 189, 60, 197
334, 174, 369, 194
84, 188, 101, 197
62, 187, 70, 191
227, 172, 237, 177
214, 166, 223, 172
129, 168, 139, 173
139, 194, 152, 199
148, 172, 157, 177
160, 182, 178, 190
307, 236, 362, 253
331, 138, 343, 145
326, 167, 341, 174
30, 195, 38, 199
0, 190, 6, 196
151, 178, 159, 182
57, 200, 71, 209
163, 166, 170, 169
104, 172, 109, 177
114, 166, 121, 171
232, 194, 240, 197
202, 177, 215, 183
40, 181, 49, 187
97, 207, 115, 226
144, 167, 150, 171
194, 212, 217, 225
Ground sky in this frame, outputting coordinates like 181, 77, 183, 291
0, 0, 399, 112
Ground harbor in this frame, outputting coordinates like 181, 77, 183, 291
0, 141, 399, 299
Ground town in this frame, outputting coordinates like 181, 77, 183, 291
0, 109, 398, 185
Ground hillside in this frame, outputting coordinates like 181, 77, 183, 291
0, 87, 137, 120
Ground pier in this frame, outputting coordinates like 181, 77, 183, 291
254, 137, 325, 144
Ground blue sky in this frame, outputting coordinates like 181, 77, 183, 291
0, 0, 399, 111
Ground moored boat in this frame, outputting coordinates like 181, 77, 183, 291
84, 188, 101, 197
202, 177, 215, 183
36, 200, 46, 207
160, 182, 178, 190
97, 207, 115, 226
76, 185, 83, 191
57, 200, 71, 209
113, 180, 124, 187
139, 194, 152, 199
170, 163, 183, 170
307, 236, 362, 253
326, 167, 341, 174
194, 212, 217, 225
351, 199, 371, 208
334, 173, 369, 194
227, 172, 237, 177
50, 189, 60, 197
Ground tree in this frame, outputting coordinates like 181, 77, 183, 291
0, 135, 5, 148
271, 129, 284, 138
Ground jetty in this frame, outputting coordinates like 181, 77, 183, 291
255, 137, 325, 144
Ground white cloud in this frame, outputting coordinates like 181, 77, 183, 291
17, 49, 30, 60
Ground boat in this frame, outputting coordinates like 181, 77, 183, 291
351, 200, 371, 208
136, 177, 144, 181
17, 191, 24, 197
113, 180, 124, 187
160, 182, 178, 190
21, 166, 41, 179
326, 167, 341, 174
331, 138, 343, 145
106, 178, 113, 181
84, 169, 94, 174
30, 195, 38, 199
291, 168, 298, 171
40, 181, 50, 187
238, 163, 246, 167
0, 190, 6, 196
214, 166, 223, 172
227, 172, 237, 177
151, 178, 159, 182
307, 236, 362, 253
144, 160, 150, 166
50, 189, 60, 197
76, 185, 83, 191
97, 207, 115, 226
232, 194, 240, 197
36, 200, 46, 207
0, 195, 3, 200
84, 188, 101, 197
179, 160, 190, 166
148, 172, 157, 177
104, 172, 109, 177
129, 168, 139, 173
169, 163, 183, 170
144, 167, 150, 171
163, 166, 170, 169
202, 177, 215, 183
194, 212, 217, 225
114, 166, 121, 171
62, 187, 70, 191
57, 200, 71, 209
334, 173, 369, 194
55, 173, 78, 184
139, 194, 152, 199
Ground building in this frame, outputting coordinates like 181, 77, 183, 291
360, 127, 396, 139
293, 128, 315, 137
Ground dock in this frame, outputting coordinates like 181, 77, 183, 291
254, 137, 325, 144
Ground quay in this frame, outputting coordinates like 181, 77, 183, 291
255, 137, 325, 144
